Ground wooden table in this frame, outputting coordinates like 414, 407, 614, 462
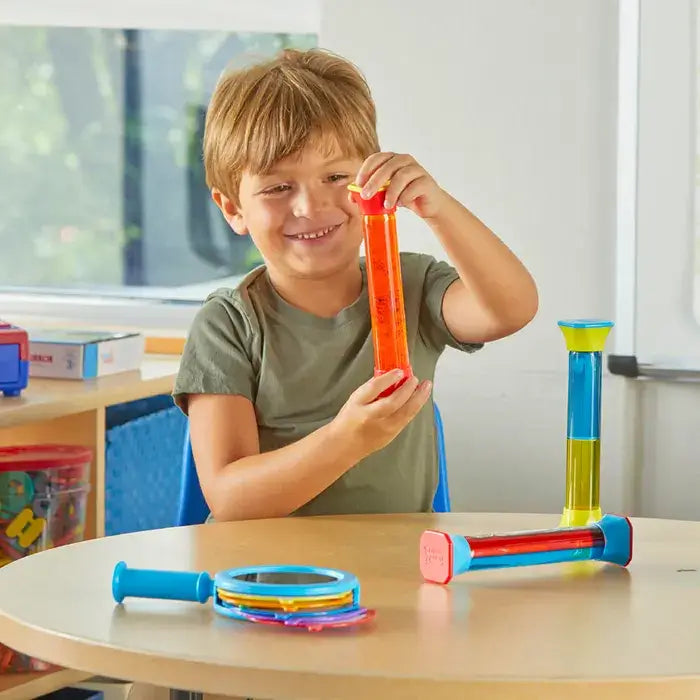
0, 512, 699, 699
0, 355, 180, 699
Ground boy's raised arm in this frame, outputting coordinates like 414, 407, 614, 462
188, 369, 431, 521
356, 152, 539, 345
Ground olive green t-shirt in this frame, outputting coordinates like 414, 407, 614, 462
172, 252, 482, 516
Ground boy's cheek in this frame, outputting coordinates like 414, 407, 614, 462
250, 205, 284, 231
345, 216, 363, 239
343, 205, 361, 225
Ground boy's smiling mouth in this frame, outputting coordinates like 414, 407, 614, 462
286, 223, 342, 242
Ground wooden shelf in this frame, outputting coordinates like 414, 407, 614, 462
0, 668, 90, 699
0, 355, 180, 429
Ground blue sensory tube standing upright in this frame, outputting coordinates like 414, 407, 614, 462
558, 319, 614, 527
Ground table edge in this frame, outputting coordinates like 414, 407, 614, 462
0, 608, 699, 698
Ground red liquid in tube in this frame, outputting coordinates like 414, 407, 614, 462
349, 183, 414, 396
464, 526, 604, 558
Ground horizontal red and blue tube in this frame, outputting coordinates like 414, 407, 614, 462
420, 513, 633, 584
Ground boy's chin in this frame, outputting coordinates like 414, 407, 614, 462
287, 253, 361, 280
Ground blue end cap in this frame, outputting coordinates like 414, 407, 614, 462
194, 572, 214, 603
558, 319, 614, 329
112, 560, 128, 603
597, 514, 633, 566
452, 535, 473, 576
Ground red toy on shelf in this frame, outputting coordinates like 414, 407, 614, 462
348, 182, 413, 396
0, 321, 29, 397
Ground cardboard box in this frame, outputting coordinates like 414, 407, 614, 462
27, 330, 145, 379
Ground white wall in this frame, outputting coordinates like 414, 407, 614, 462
322, 0, 698, 521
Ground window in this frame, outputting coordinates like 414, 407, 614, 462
0, 1, 319, 328
696, 3, 700, 322
0, 26, 315, 292
614, 0, 700, 370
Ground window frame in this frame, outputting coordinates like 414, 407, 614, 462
0, 0, 320, 332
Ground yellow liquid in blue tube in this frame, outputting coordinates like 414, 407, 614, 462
561, 438, 601, 527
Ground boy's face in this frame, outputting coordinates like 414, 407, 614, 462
213, 141, 364, 281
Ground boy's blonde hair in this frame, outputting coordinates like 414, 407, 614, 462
203, 48, 380, 202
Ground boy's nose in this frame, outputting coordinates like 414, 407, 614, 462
291, 186, 328, 217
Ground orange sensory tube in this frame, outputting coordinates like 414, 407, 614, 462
348, 183, 413, 396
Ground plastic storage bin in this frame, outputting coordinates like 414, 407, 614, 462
0, 444, 92, 673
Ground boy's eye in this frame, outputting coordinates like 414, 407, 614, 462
261, 184, 291, 195
327, 173, 349, 183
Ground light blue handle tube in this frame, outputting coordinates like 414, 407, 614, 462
112, 561, 214, 604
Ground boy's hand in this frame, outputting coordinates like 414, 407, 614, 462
330, 369, 432, 462
354, 152, 449, 220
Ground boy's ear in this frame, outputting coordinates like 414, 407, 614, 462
211, 188, 248, 236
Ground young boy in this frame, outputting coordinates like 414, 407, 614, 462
173, 48, 538, 522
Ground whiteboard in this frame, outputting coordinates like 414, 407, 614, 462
615, 0, 700, 375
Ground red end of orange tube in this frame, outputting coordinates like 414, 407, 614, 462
347, 183, 395, 215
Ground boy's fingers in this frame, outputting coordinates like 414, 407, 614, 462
361, 156, 404, 199
367, 375, 420, 417
396, 177, 429, 209
390, 380, 432, 426
352, 369, 405, 404
383, 166, 425, 209
362, 154, 415, 200
355, 151, 394, 188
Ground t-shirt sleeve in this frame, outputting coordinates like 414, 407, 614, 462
172, 294, 257, 415
419, 256, 485, 354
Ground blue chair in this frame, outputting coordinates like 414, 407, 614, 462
176, 423, 210, 526
432, 403, 451, 513
176, 402, 451, 526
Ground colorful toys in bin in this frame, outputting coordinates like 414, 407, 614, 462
0, 321, 29, 397
348, 182, 413, 397
0, 444, 92, 672
0, 445, 91, 564
420, 515, 633, 584
112, 562, 375, 632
